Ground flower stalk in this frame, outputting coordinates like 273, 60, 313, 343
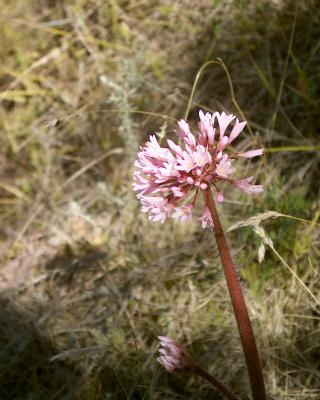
193, 365, 239, 400
203, 188, 266, 400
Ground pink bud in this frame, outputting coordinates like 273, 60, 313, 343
216, 192, 224, 203
157, 336, 196, 373
186, 177, 194, 185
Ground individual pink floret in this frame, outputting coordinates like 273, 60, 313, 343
133, 109, 264, 227
199, 207, 214, 229
215, 155, 234, 178
216, 111, 236, 138
172, 205, 193, 223
235, 149, 264, 158
232, 177, 264, 194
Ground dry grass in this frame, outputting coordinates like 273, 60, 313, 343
0, 0, 319, 399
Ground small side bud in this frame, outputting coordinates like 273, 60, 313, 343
157, 336, 197, 373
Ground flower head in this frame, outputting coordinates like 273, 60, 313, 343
157, 336, 196, 373
133, 110, 264, 226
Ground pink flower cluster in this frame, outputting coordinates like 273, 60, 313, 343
133, 110, 263, 227
157, 336, 196, 373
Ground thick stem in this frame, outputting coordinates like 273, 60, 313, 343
203, 189, 266, 400
193, 365, 239, 400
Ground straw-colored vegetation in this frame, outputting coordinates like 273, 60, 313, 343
0, 0, 319, 399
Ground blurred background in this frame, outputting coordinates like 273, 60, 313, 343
0, 0, 319, 399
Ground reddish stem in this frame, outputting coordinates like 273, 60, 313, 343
193, 365, 239, 400
203, 188, 266, 400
